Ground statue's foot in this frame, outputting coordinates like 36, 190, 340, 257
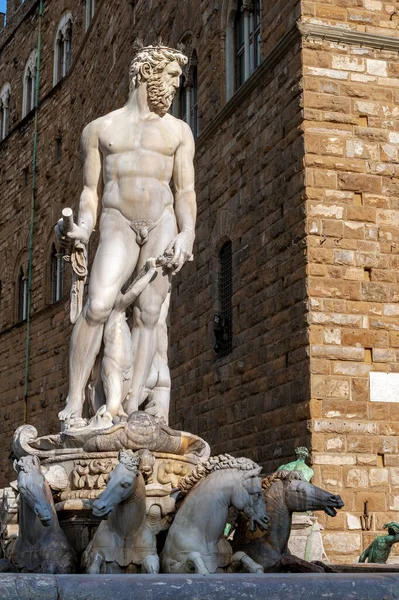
61, 417, 88, 432
58, 398, 83, 422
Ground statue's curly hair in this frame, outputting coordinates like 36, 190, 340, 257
129, 44, 187, 91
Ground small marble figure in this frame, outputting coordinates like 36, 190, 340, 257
359, 522, 399, 564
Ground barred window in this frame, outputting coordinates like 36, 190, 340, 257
217, 241, 233, 357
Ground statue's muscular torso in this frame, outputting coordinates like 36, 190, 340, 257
92, 107, 183, 224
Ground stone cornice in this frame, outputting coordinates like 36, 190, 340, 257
299, 21, 399, 52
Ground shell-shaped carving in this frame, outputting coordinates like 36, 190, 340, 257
12, 425, 39, 459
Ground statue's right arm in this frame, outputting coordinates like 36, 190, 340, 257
69, 123, 101, 245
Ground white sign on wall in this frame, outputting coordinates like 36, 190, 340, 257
370, 372, 399, 403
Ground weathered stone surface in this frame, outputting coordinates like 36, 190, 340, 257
323, 532, 361, 554
1, 574, 399, 600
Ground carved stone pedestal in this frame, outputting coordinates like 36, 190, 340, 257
48, 450, 199, 558
9, 416, 208, 566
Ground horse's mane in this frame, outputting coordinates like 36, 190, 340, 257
261, 469, 304, 491
178, 454, 260, 495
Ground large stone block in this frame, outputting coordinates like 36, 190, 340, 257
323, 532, 362, 554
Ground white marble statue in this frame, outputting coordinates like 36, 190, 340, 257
56, 45, 195, 429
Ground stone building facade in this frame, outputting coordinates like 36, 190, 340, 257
0, 0, 399, 563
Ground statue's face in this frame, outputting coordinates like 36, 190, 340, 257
160, 60, 182, 95
147, 60, 182, 116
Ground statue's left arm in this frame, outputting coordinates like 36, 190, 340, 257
165, 121, 196, 275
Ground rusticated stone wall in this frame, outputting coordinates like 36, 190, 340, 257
303, 0, 399, 564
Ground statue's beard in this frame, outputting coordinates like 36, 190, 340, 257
147, 74, 175, 117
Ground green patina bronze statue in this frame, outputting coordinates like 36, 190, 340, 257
359, 522, 399, 564
277, 447, 314, 482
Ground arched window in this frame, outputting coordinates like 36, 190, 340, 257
51, 244, 65, 303
18, 266, 28, 322
226, 0, 261, 100
235, 1, 245, 89
0, 83, 10, 141
85, 0, 95, 31
190, 52, 199, 138
214, 241, 233, 357
178, 75, 188, 123
22, 49, 37, 117
173, 51, 199, 138
53, 13, 73, 85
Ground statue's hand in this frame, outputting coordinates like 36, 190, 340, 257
55, 218, 89, 246
164, 230, 194, 275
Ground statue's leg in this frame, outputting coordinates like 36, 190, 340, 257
230, 551, 264, 573
141, 554, 160, 574
101, 356, 124, 422
144, 292, 171, 423
126, 212, 176, 416
59, 215, 139, 421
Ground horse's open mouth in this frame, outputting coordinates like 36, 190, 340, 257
324, 506, 337, 517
